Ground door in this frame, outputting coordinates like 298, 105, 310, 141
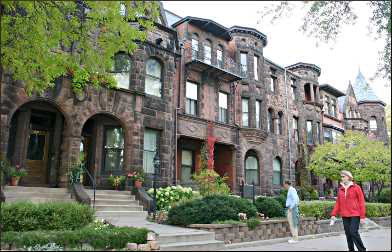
25, 130, 49, 185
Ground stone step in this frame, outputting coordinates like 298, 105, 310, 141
5, 198, 75, 203
87, 193, 135, 200
5, 192, 72, 199
157, 232, 215, 244
4, 186, 68, 193
159, 240, 225, 251
95, 211, 148, 218
92, 199, 140, 206
85, 189, 130, 196
94, 205, 144, 211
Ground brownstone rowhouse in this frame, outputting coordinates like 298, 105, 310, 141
1, 18, 179, 188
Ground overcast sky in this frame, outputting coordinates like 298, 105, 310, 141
162, 1, 391, 105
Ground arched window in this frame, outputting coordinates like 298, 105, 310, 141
112, 52, 131, 89
369, 116, 377, 130
204, 39, 212, 64
304, 83, 311, 101
191, 33, 199, 59
145, 58, 162, 97
272, 157, 282, 185
217, 44, 224, 68
277, 112, 283, 135
245, 153, 259, 185
267, 109, 274, 133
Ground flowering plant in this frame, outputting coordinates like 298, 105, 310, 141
107, 174, 126, 188
127, 170, 144, 183
9, 164, 28, 178
238, 212, 247, 221
147, 185, 195, 211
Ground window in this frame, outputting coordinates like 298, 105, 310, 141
277, 112, 283, 135
268, 109, 274, 133
316, 122, 321, 144
185, 82, 198, 115
304, 84, 311, 101
293, 117, 299, 142
370, 117, 377, 130
219, 92, 228, 123
242, 98, 249, 127
191, 34, 199, 59
112, 53, 131, 89
291, 82, 297, 101
331, 99, 337, 117
181, 150, 194, 183
270, 76, 276, 93
245, 155, 259, 185
313, 86, 318, 102
272, 157, 282, 185
143, 129, 159, 174
255, 100, 261, 128
240, 53, 247, 76
104, 127, 124, 174
306, 120, 313, 145
204, 40, 212, 64
145, 58, 162, 97
326, 97, 331, 115
253, 55, 259, 80
217, 45, 223, 68
324, 128, 332, 143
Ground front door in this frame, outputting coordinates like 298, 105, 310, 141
25, 130, 49, 186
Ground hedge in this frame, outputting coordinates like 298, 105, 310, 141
255, 197, 285, 218
167, 195, 257, 226
299, 200, 391, 220
377, 188, 391, 203
1, 226, 148, 249
1, 201, 95, 232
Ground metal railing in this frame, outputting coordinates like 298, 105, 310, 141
185, 47, 244, 77
240, 180, 256, 204
82, 164, 96, 210
70, 162, 96, 209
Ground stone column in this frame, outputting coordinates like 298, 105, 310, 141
315, 86, 320, 103
12, 108, 31, 167
58, 135, 81, 187
310, 83, 315, 102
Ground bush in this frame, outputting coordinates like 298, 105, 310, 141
297, 186, 318, 201
377, 188, 391, 203
167, 195, 257, 226
192, 169, 230, 196
147, 185, 194, 211
299, 200, 391, 219
255, 197, 284, 218
1, 201, 94, 232
246, 217, 261, 230
1, 225, 149, 249
274, 195, 286, 209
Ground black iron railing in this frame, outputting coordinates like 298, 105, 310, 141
82, 164, 96, 210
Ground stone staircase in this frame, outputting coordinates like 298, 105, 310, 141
86, 189, 147, 219
158, 231, 225, 251
3, 186, 74, 203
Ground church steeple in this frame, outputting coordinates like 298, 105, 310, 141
352, 69, 383, 104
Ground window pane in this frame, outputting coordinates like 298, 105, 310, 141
27, 133, 46, 160
245, 156, 259, 185
219, 92, 228, 109
273, 171, 281, 185
268, 111, 273, 132
291, 86, 296, 100
113, 73, 129, 89
186, 82, 198, 100
240, 53, 247, 74
104, 127, 124, 173
145, 76, 161, 97
256, 101, 261, 128
182, 150, 193, 166
143, 129, 159, 174
204, 42, 211, 64
146, 59, 161, 78
370, 119, 377, 130
273, 158, 281, 185
307, 121, 313, 144
192, 39, 198, 51
114, 54, 130, 72
242, 98, 249, 127
217, 49, 223, 67
270, 77, 275, 92
254, 56, 258, 80
242, 99, 249, 112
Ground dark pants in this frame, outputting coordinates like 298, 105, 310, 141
342, 217, 366, 251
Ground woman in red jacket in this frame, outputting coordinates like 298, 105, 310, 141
331, 170, 366, 251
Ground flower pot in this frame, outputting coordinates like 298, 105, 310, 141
11, 177, 20, 186
134, 180, 142, 189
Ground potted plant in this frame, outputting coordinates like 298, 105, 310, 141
127, 170, 145, 189
9, 165, 27, 186
108, 174, 126, 190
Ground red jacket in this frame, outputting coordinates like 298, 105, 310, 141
331, 182, 366, 219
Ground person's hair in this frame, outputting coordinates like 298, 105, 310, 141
284, 180, 291, 185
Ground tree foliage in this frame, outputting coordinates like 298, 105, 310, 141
259, 1, 391, 82
309, 131, 391, 200
0, 1, 160, 95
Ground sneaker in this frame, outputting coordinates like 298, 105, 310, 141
288, 239, 299, 243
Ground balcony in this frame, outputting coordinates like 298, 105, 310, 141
184, 47, 243, 82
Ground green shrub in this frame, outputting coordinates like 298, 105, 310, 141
1, 201, 94, 232
254, 197, 284, 218
167, 195, 257, 226
147, 185, 195, 211
366, 203, 391, 217
274, 195, 286, 208
192, 169, 231, 196
1, 226, 148, 249
279, 188, 288, 198
246, 217, 261, 230
377, 188, 391, 203
297, 186, 318, 201
310, 190, 319, 200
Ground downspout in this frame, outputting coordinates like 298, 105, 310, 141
284, 68, 292, 181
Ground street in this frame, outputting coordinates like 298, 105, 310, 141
224, 228, 391, 251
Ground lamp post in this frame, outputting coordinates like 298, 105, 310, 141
152, 151, 160, 220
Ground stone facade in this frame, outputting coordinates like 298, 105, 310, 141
0, 6, 388, 192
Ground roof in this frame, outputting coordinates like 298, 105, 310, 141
352, 70, 385, 106
164, 9, 182, 27
229, 26, 267, 47
285, 62, 321, 77
320, 84, 345, 97
171, 16, 232, 40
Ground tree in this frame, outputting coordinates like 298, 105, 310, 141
0, 1, 160, 95
309, 131, 391, 201
259, 1, 391, 83
386, 104, 391, 139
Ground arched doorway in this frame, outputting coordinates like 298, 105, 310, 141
7, 101, 65, 187
80, 114, 125, 187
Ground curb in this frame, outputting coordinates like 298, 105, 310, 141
220, 227, 384, 250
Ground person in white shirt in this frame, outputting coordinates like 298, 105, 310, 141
283, 180, 300, 243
